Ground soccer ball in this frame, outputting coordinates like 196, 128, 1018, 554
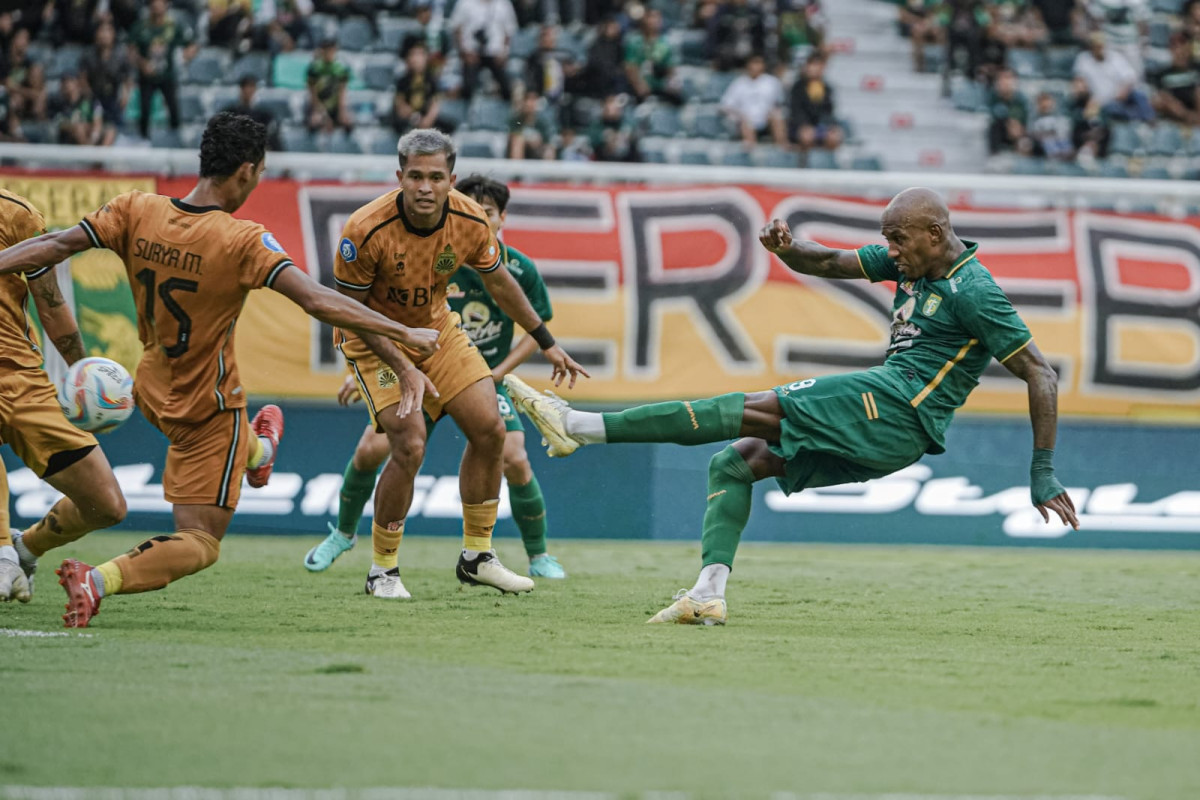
58, 357, 135, 434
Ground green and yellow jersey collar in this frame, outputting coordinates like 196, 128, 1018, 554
944, 240, 979, 279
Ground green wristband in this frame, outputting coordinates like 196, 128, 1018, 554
1030, 448, 1064, 505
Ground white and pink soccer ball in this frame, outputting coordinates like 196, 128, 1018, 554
57, 356, 135, 434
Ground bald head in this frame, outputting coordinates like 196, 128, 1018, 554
879, 188, 962, 280
883, 187, 951, 230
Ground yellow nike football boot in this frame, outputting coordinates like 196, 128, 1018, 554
503, 374, 583, 458
647, 590, 728, 626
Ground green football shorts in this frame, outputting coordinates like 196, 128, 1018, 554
496, 382, 524, 434
769, 368, 932, 495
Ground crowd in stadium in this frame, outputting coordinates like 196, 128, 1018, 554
0, 0, 1195, 173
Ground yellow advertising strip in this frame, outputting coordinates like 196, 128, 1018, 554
911, 339, 978, 408
0, 175, 152, 230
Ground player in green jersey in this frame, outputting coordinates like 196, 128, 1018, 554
506, 187, 1080, 625
303, 175, 567, 579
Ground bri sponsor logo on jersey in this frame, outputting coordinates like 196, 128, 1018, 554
385, 284, 436, 307
261, 232, 285, 253
339, 237, 358, 262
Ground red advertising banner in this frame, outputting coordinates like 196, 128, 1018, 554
10, 173, 1200, 419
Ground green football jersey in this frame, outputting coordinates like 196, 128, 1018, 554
446, 242, 553, 369
856, 240, 1032, 453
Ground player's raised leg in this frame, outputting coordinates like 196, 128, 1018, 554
445, 377, 533, 594
245, 403, 284, 488
506, 375, 776, 457
305, 424, 388, 572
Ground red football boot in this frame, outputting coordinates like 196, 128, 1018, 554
246, 404, 285, 488
56, 559, 101, 628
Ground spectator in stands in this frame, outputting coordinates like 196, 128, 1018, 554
82, 20, 133, 132
0, 86, 20, 141
1184, 0, 1200, 63
224, 76, 284, 150
256, 0, 314, 54
313, 0, 377, 31
943, 0, 990, 91
6, 27, 47, 124
450, 0, 518, 101
991, 0, 1049, 50
108, 0, 141, 34
1068, 75, 1111, 162
305, 36, 354, 134
508, 92, 557, 159
1084, 0, 1149, 78
53, 0, 103, 46
1151, 33, 1200, 127
789, 54, 842, 156
0, 13, 14, 58
130, 0, 196, 139
777, 0, 827, 68
624, 8, 683, 106
898, 0, 946, 73
403, 0, 453, 76
207, 0, 253, 52
52, 71, 112, 146
987, 67, 1032, 154
390, 40, 453, 136
1073, 31, 1153, 122
587, 92, 639, 161
720, 54, 788, 148
707, 0, 769, 73
577, 15, 626, 98
526, 24, 580, 111
1032, 0, 1081, 46
1029, 90, 1074, 160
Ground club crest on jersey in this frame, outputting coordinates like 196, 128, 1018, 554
922, 294, 943, 316
377, 365, 398, 389
261, 232, 284, 252
434, 244, 457, 275
339, 237, 358, 262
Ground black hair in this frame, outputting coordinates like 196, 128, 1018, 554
199, 111, 266, 179
455, 174, 509, 214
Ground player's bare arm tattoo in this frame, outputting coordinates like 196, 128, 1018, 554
53, 331, 86, 365
36, 278, 66, 309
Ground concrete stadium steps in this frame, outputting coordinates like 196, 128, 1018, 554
824, 0, 989, 173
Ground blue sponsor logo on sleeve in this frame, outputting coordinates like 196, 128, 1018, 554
340, 237, 358, 262
261, 232, 284, 252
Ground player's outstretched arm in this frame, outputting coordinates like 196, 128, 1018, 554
29, 269, 85, 365
759, 219, 865, 279
270, 266, 439, 358
0, 226, 92, 276
1001, 342, 1080, 530
479, 266, 590, 388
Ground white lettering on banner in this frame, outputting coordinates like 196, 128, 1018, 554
766, 466, 1200, 536
5, 466, 512, 521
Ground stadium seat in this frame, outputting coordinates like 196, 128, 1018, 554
638, 137, 669, 163
753, 146, 799, 169
1011, 156, 1049, 175
806, 149, 838, 170
643, 105, 683, 138
510, 27, 540, 59
362, 59, 396, 91
47, 45, 84, 80
1099, 159, 1130, 178
307, 13, 338, 44
920, 43, 945, 74
231, 52, 272, 85
719, 146, 753, 167
851, 154, 884, 171
438, 98, 467, 129
1186, 128, 1200, 156
150, 128, 182, 148
673, 29, 708, 67
1149, 124, 1184, 156
338, 17, 375, 52
365, 128, 400, 155
1149, 19, 1172, 49
457, 131, 505, 159
1006, 49, 1045, 79
272, 52, 313, 90
281, 125, 318, 152
950, 80, 986, 112
1141, 163, 1173, 180
1108, 123, 1141, 156
466, 97, 511, 132
19, 120, 53, 144
678, 143, 714, 165
685, 104, 730, 139
179, 123, 204, 149
179, 87, 206, 122
1151, 0, 1183, 10
1044, 47, 1078, 80
1048, 160, 1087, 177
320, 130, 362, 154
256, 89, 297, 124
378, 17, 423, 54
701, 71, 737, 104
345, 89, 386, 126
185, 49, 230, 86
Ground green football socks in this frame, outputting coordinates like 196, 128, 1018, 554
700, 446, 756, 568
508, 475, 549, 558
337, 460, 381, 537
602, 392, 744, 446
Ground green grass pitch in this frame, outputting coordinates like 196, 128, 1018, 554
3, 533, 1199, 800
